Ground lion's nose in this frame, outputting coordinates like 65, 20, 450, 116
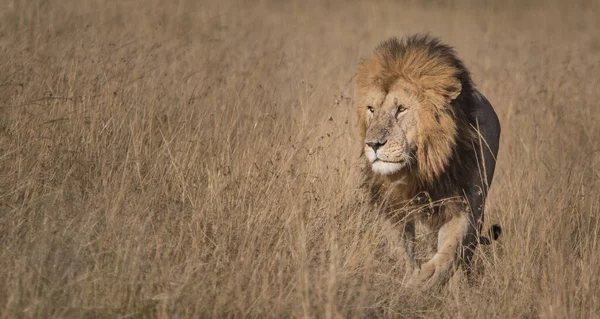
366, 140, 387, 152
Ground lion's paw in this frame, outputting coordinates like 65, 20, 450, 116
415, 261, 437, 282
405, 259, 449, 290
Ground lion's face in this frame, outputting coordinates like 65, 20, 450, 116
362, 80, 420, 175
358, 76, 462, 181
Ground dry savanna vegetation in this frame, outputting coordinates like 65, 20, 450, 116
1, 0, 600, 317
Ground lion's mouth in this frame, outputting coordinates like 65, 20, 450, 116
371, 159, 406, 175
373, 158, 403, 164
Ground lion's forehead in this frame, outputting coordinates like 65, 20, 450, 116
361, 90, 385, 106
361, 80, 422, 109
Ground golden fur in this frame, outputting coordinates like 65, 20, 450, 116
355, 34, 500, 289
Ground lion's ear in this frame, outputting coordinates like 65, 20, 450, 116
445, 79, 462, 101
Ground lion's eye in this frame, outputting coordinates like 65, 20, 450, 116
367, 106, 375, 113
396, 104, 407, 117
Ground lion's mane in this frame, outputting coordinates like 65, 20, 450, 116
356, 34, 483, 205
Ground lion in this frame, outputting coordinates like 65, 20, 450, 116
355, 34, 501, 289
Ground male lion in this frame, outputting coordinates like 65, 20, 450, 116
355, 34, 501, 289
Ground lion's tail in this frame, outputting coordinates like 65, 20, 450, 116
478, 224, 502, 245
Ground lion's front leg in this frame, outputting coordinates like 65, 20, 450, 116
401, 220, 416, 272
410, 212, 477, 289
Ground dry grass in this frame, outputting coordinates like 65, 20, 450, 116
1, 0, 600, 317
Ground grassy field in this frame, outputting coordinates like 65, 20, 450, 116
1, 0, 600, 317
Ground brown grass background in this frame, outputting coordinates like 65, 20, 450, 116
1, 0, 600, 317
